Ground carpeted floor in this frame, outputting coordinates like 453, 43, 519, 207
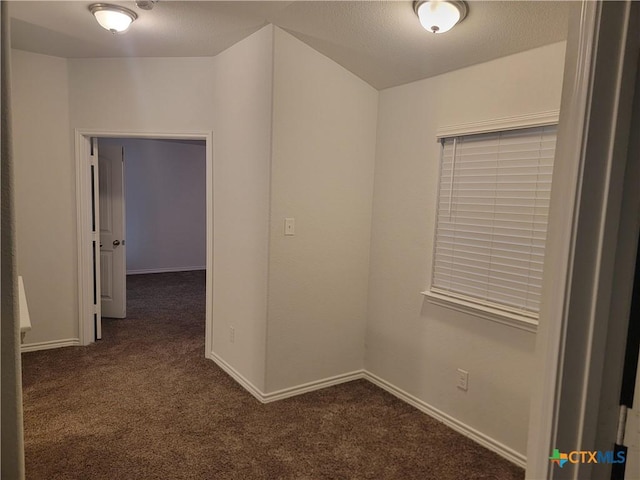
22, 271, 525, 479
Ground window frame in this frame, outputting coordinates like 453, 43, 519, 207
422, 111, 560, 332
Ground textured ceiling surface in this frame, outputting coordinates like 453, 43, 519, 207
9, 1, 572, 90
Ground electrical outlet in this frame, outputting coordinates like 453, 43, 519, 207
229, 326, 235, 344
457, 368, 469, 391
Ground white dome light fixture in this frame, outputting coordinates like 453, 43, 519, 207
414, 0, 467, 34
89, 4, 138, 34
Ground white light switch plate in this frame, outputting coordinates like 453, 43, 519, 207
285, 218, 295, 236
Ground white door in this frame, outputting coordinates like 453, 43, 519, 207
99, 144, 126, 320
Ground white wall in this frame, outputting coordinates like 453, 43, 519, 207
265, 29, 378, 393
209, 26, 273, 391
67, 57, 216, 133
12, 50, 77, 347
99, 138, 207, 275
366, 42, 566, 457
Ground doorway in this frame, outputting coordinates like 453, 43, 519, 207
75, 131, 214, 357
98, 137, 207, 328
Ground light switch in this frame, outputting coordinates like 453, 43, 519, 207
284, 217, 295, 236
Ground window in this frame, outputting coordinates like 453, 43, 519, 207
426, 124, 557, 330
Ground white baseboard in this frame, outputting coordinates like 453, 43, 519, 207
127, 266, 205, 275
21, 338, 80, 353
364, 371, 527, 468
261, 370, 366, 403
209, 352, 365, 404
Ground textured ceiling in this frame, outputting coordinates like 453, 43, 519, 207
9, 1, 572, 90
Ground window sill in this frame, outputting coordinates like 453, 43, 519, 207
421, 289, 538, 333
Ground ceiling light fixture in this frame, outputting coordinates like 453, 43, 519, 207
89, 4, 137, 34
414, 0, 467, 34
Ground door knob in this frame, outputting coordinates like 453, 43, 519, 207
113, 240, 121, 247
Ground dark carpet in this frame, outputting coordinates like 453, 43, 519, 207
22, 271, 525, 479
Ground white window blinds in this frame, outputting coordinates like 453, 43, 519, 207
431, 124, 557, 319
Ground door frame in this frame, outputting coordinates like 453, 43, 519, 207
74, 129, 214, 357
526, 1, 640, 478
